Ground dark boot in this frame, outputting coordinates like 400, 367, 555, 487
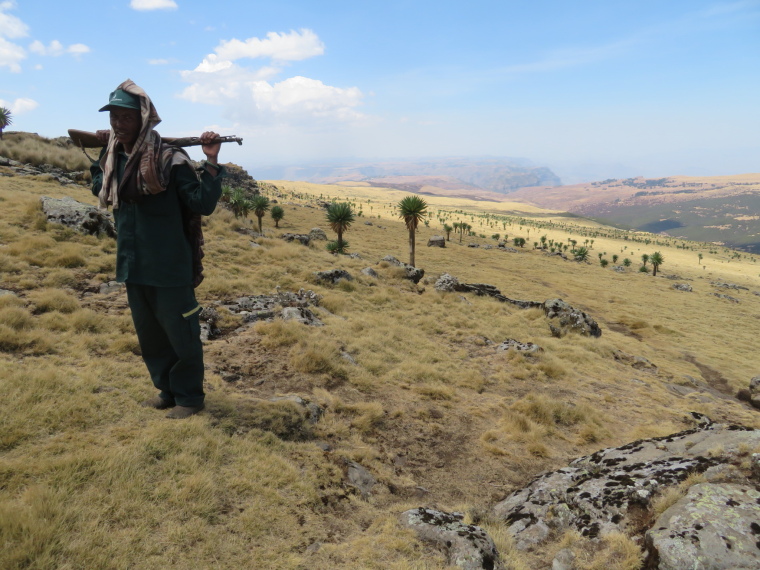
166, 404, 205, 419
140, 396, 175, 410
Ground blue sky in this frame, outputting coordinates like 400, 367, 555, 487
1, 0, 759, 182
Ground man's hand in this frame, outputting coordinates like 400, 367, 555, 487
200, 131, 221, 165
95, 129, 110, 145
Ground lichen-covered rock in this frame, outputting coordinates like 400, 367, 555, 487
280, 233, 310, 245
280, 306, 323, 326
380, 255, 404, 266
400, 508, 503, 570
41, 196, 115, 237
543, 298, 601, 337
315, 269, 353, 284
495, 339, 542, 354
435, 273, 460, 292
361, 267, 378, 278
673, 283, 693, 292
404, 265, 425, 284
427, 235, 446, 248
645, 483, 760, 570
308, 227, 328, 241
493, 418, 760, 551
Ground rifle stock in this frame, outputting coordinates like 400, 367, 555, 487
68, 129, 243, 148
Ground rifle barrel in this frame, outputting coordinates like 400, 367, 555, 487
67, 129, 243, 148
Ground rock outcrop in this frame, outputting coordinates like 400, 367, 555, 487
427, 235, 446, 248
543, 298, 602, 337
493, 415, 760, 565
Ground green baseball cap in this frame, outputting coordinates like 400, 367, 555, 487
99, 89, 141, 112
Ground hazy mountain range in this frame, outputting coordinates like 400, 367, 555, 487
256, 157, 562, 193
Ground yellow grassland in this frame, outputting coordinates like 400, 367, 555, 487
0, 174, 759, 569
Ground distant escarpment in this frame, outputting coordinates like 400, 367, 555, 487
256, 157, 562, 194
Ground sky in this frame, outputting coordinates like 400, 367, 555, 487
1, 0, 759, 183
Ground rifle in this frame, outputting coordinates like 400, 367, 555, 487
68, 129, 243, 149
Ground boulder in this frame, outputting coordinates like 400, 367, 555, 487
281, 306, 323, 326
281, 233, 310, 246
404, 265, 425, 284
543, 298, 601, 337
434, 273, 459, 292
40, 196, 115, 237
400, 508, 503, 570
711, 293, 739, 303
673, 283, 693, 292
314, 269, 353, 284
361, 267, 378, 278
646, 483, 760, 570
380, 255, 404, 266
427, 235, 446, 248
308, 227, 328, 241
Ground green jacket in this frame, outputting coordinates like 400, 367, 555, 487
91, 150, 224, 287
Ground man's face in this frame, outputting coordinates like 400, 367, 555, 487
109, 108, 141, 148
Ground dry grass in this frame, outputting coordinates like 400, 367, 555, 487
1, 171, 759, 568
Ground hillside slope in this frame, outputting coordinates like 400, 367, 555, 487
0, 166, 759, 568
508, 174, 760, 252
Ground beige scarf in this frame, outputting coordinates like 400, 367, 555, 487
97, 79, 194, 210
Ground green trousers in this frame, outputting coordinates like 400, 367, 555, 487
126, 284, 205, 407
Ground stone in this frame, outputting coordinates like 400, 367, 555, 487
673, 283, 693, 292
645, 483, 760, 570
435, 273, 460, 292
404, 265, 425, 284
749, 376, 760, 395
280, 306, 323, 326
0, 289, 17, 297
543, 298, 602, 337
400, 508, 503, 570
308, 227, 328, 241
711, 293, 739, 303
380, 255, 404, 266
361, 267, 378, 278
40, 196, 115, 237
495, 339, 542, 354
98, 281, 124, 295
552, 548, 576, 570
314, 269, 353, 284
345, 460, 376, 499
280, 233, 310, 245
269, 395, 324, 424
364, 221, 373, 226
427, 235, 446, 248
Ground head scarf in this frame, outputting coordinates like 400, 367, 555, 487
98, 79, 193, 210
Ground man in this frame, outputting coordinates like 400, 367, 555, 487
91, 79, 225, 419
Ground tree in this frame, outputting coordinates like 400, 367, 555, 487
397, 195, 428, 267
698, 253, 703, 265
443, 223, 453, 241
641, 253, 649, 267
326, 202, 354, 254
250, 195, 270, 232
229, 188, 252, 220
623, 258, 632, 267
573, 246, 590, 262
0, 106, 12, 139
650, 251, 664, 276
270, 205, 284, 228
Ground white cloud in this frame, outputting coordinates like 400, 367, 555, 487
0, 1, 27, 71
180, 30, 364, 129
130, 0, 178, 10
0, 2, 27, 39
0, 36, 25, 72
0, 97, 38, 114
215, 29, 324, 62
148, 58, 169, 65
29, 39, 90, 57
